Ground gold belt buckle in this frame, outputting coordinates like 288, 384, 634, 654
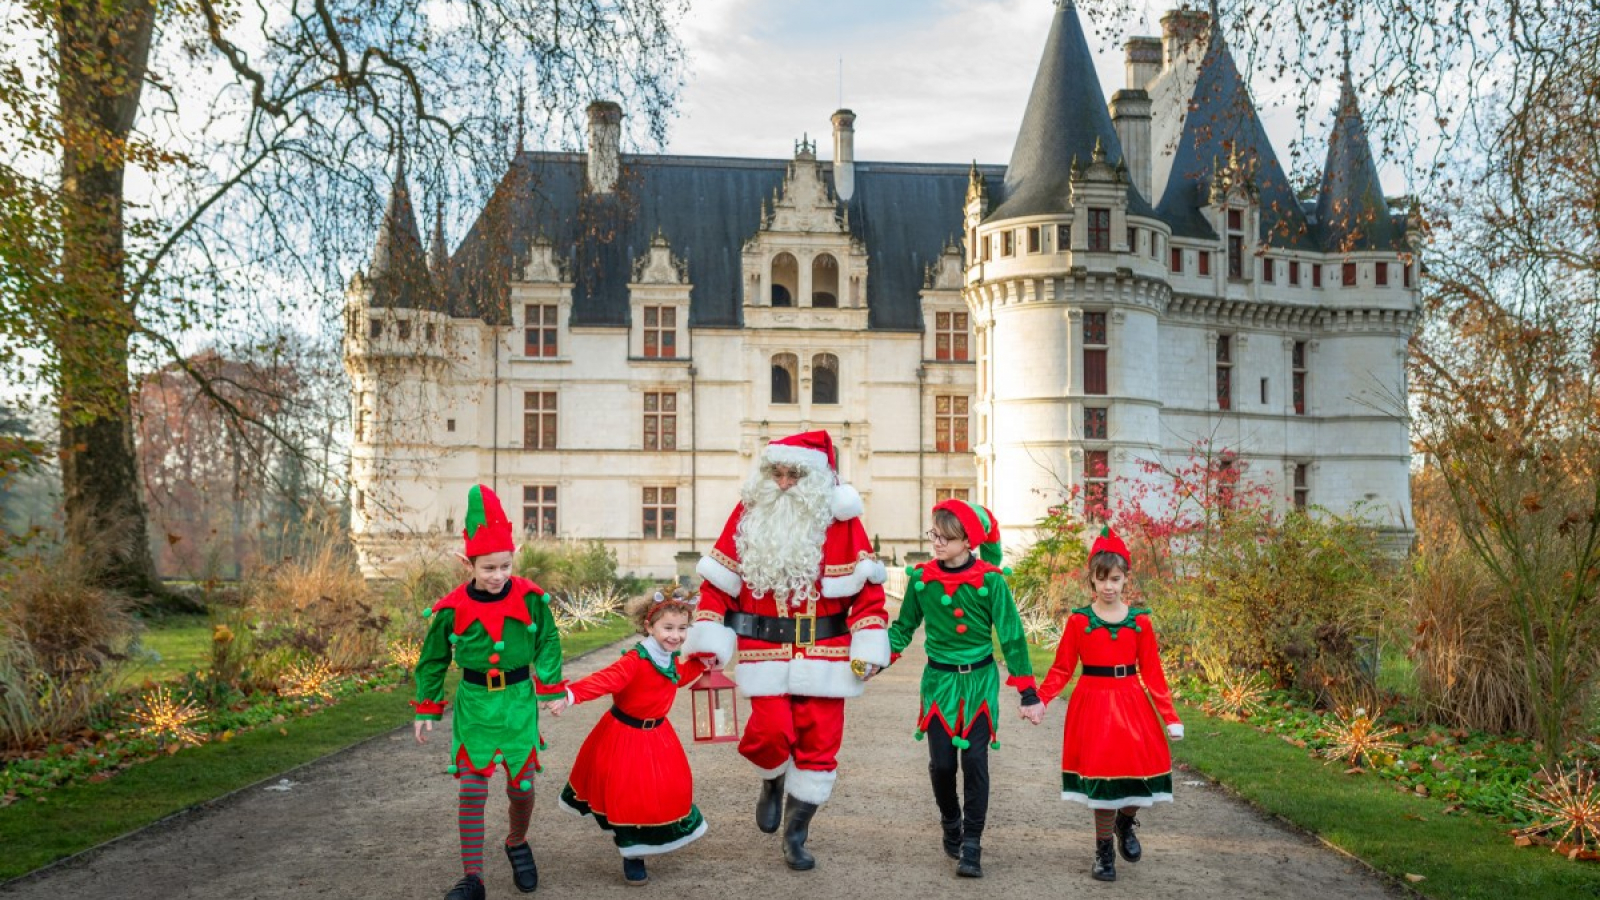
793, 615, 816, 647
486, 670, 507, 692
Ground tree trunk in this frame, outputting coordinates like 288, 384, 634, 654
54, 0, 161, 595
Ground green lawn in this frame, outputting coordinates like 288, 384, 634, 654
1023, 643, 1600, 900
0, 615, 636, 882
124, 615, 215, 684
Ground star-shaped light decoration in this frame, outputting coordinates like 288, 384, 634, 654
1515, 764, 1600, 852
387, 639, 421, 673
129, 686, 205, 747
553, 587, 623, 634
281, 658, 336, 700
1315, 706, 1402, 768
1206, 670, 1266, 721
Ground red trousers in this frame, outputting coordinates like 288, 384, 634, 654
740, 695, 845, 773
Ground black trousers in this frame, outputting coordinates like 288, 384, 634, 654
927, 715, 992, 840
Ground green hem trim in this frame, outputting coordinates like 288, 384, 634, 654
562, 784, 705, 847
1061, 771, 1173, 801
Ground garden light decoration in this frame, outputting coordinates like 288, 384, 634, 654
1207, 670, 1267, 720
282, 658, 336, 700
1515, 764, 1600, 852
1315, 706, 1402, 768
689, 663, 740, 744
387, 638, 422, 673
130, 686, 205, 747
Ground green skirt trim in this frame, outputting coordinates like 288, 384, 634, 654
559, 784, 707, 857
1060, 771, 1175, 809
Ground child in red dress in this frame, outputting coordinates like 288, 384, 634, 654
1031, 527, 1183, 883
546, 593, 709, 885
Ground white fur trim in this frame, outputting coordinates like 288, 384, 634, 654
618, 818, 709, 858
830, 483, 863, 521
763, 443, 831, 475
734, 657, 864, 699
752, 758, 790, 779
821, 556, 887, 598
1167, 723, 1185, 740
1061, 792, 1173, 809
850, 628, 890, 668
558, 795, 588, 817
785, 767, 838, 805
696, 554, 743, 597
683, 620, 737, 668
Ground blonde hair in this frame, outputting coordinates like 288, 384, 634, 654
625, 591, 694, 634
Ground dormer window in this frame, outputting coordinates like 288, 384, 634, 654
1226, 209, 1245, 280
1088, 209, 1111, 252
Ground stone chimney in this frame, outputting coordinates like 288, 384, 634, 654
586, 100, 622, 194
1160, 8, 1210, 67
1124, 36, 1162, 90
831, 109, 856, 203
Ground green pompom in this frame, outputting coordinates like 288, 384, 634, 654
990, 740, 1001, 750
446, 764, 459, 775
952, 737, 970, 750
914, 730, 925, 742
493, 640, 506, 651
940, 595, 952, 606
904, 565, 916, 576
913, 581, 924, 592
977, 586, 990, 597
527, 622, 538, 633
1084, 625, 1093, 634
448, 634, 459, 645
1003, 567, 1013, 577
493, 751, 504, 762
519, 779, 532, 791
422, 607, 434, 618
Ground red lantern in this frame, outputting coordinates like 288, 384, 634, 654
689, 664, 740, 743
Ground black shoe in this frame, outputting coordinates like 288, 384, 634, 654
622, 858, 648, 885
505, 841, 538, 892
940, 817, 962, 860
956, 837, 983, 878
1092, 837, 1117, 882
1114, 812, 1143, 863
782, 797, 820, 871
757, 774, 786, 834
446, 874, 486, 900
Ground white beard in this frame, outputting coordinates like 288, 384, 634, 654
735, 465, 834, 606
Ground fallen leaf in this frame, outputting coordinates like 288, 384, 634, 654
1514, 835, 1535, 847
1405, 874, 1426, 883
1344, 767, 1363, 775
278, 728, 288, 736
1414, 784, 1429, 796
1442, 804, 1464, 815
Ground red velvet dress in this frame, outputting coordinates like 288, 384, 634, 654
1037, 606, 1181, 808
558, 644, 709, 857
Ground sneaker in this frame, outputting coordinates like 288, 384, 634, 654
623, 857, 649, 885
505, 841, 538, 892
445, 874, 486, 900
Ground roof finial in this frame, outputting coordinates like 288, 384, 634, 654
1340, 0, 1353, 80
515, 79, 527, 154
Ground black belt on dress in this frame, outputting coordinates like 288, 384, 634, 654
1081, 664, 1139, 678
461, 665, 531, 691
927, 655, 995, 674
724, 610, 849, 646
609, 705, 665, 730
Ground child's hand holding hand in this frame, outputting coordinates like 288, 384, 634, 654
545, 698, 570, 717
413, 719, 433, 743
1020, 702, 1046, 726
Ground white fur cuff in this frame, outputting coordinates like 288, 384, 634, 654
850, 628, 890, 668
683, 621, 737, 668
785, 767, 838, 805
697, 554, 743, 598
830, 483, 863, 521
821, 556, 889, 598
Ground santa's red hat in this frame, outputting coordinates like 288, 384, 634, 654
761, 430, 863, 521
462, 484, 515, 557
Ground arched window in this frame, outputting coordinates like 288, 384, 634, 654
811, 253, 839, 307
812, 353, 839, 405
771, 253, 798, 307
771, 353, 797, 404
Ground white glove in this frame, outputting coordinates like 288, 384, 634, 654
1167, 723, 1184, 741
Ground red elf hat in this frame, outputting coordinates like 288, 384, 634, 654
462, 484, 515, 557
1089, 525, 1131, 567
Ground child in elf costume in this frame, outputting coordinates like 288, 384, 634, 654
546, 592, 709, 885
1032, 526, 1183, 883
413, 484, 567, 900
877, 499, 1040, 878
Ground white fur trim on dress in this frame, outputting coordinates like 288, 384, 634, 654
618, 817, 709, 858
735, 657, 864, 699
683, 620, 737, 668
829, 483, 863, 521
696, 554, 743, 597
821, 556, 889, 598
1061, 791, 1173, 809
849, 628, 890, 668
763, 443, 831, 476
785, 767, 839, 805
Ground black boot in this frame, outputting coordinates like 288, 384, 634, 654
504, 841, 538, 893
940, 817, 962, 860
622, 857, 648, 885
1114, 812, 1143, 863
782, 797, 820, 871
956, 836, 983, 878
1092, 837, 1117, 882
757, 774, 786, 834
445, 874, 486, 900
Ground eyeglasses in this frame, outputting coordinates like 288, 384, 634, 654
925, 530, 963, 545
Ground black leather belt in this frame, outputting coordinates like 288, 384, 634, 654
462, 665, 531, 691
725, 610, 849, 646
927, 655, 995, 674
610, 705, 665, 730
1081, 664, 1139, 678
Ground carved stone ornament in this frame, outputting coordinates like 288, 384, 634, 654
632, 231, 688, 285
520, 236, 570, 283
768, 157, 843, 234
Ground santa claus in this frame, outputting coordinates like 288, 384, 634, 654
684, 430, 889, 870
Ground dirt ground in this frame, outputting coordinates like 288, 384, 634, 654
0, 633, 1409, 900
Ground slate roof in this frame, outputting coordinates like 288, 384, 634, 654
1315, 70, 1405, 252
441, 153, 1005, 330
368, 160, 444, 311
991, 0, 1156, 221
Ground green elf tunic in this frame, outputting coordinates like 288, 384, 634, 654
413, 575, 566, 782
888, 558, 1037, 746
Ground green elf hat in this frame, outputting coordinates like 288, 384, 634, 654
462, 484, 515, 557
933, 499, 1003, 566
